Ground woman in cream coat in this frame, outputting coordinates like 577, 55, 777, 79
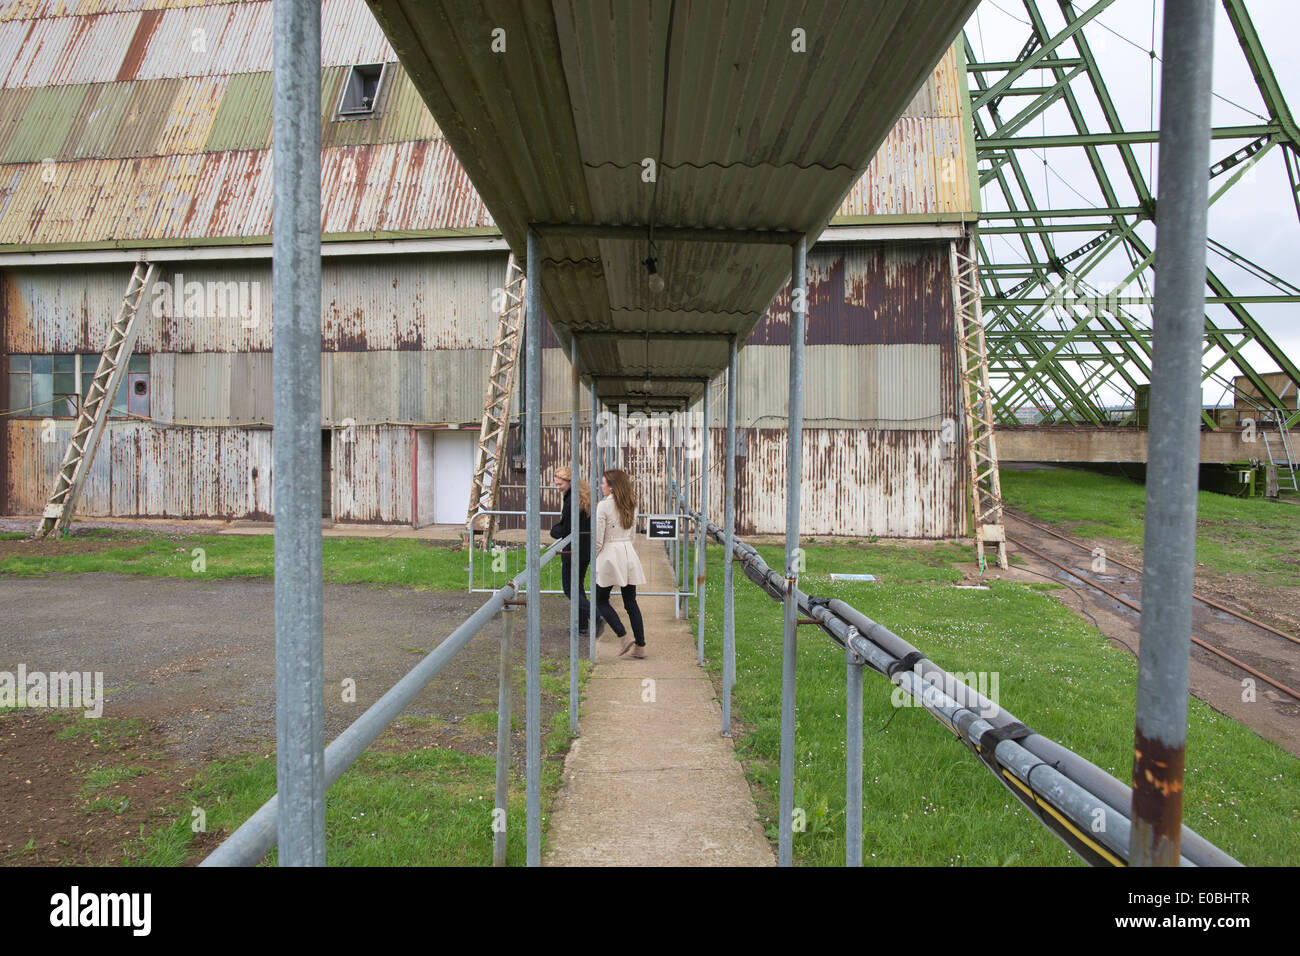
593, 468, 648, 658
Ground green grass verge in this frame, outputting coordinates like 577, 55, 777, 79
126, 693, 584, 866
694, 540, 1299, 866
1000, 467, 1300, 585
0, 532, 469, 590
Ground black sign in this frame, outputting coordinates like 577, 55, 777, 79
646, 516, 679, 540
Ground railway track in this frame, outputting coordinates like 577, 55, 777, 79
1002, 511, 1300, 705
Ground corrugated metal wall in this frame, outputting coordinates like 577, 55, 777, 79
834, 45, 973, 218
333, 424, 410, 523
2, 253, 502, 353
5, 418, 273, 518
3, 239, 960, 534
520, 422, 962, 538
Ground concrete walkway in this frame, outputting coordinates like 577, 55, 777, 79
543, 536, 774, 866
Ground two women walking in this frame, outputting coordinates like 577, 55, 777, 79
550, 465, 647, 658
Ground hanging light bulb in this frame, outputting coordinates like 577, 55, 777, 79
643, 254, 666, 294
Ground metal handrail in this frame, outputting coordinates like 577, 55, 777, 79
201, 535, 570, 867
467, 507, 696, 599
678, 496, 1240, 867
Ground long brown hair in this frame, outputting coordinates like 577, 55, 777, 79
603, 469, 636, 529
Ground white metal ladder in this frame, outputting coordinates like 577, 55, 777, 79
1262, 408, 1298, 492
951, 234, 1008, 570
466, 253, 527, 544
36, 257, 155, 538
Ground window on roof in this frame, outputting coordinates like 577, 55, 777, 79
337, 63, 386, 117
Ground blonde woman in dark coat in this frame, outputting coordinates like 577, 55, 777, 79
593, 468, 648, 658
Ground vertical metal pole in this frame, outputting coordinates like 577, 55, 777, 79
272, 0, 323, 867
569, 340, 580, 736
493, 607, 515, 867
1131, 0, 1215, 868
680, 402, 689, 618
696, 388, 708, 666
687, 400, 694, 619
722, 338, 738, 736
779, 236, 806, 867
524, 228, 542, 867
671, 414, 680, 617
845, 633, 863, 867
590, 387, 600, 665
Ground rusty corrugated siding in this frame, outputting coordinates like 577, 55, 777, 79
749, 242, 952, 346
322, 350, 489, 426
4, 417, 274, 518
320, 251, 500, 351
333, 423, 409, 523
529, 423, 962, 538
732, 344, 944, 429
4, 254, 503, 353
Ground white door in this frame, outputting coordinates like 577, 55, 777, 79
432, 430, 475, 525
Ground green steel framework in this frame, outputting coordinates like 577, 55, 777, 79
964, 0, 1300, 428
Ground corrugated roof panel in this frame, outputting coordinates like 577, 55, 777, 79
322, 65, 436, 148
836, 46, 970, 217
157, 75, 228, 154
0, 19, 37, 84
186, 148, 266, 236
107, 78, 178, 156
0, 86, 35, 157
133, 2, 272, 81
321, 0, 394, 68
1, 12, 138, 88
0, 2, 62, 23
378, 63, 439, 143
61, 80, 129, 158
205, 70, 270, 151
0, 81, 85, 161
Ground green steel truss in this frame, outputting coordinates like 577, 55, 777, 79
965, 0, 1300, 428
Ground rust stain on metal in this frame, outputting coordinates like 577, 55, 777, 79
749, 244, 951, 347
116, 9, 163, 83
1131, 732, 1187, 860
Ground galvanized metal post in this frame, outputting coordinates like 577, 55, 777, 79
590, 386, 600, 664
722, 337, 738, 736
271, 0, 324, 867
681, 403, 690, 618
845, 631, 864, 867
493, 606, 515, 867
1131, 0, 1216, 868
779, 236, 807, 867
696, 385, 708, 666
524, 228, 542, 867
681, 401, 691, 620
671, 413, 680, 617
569, 339, 580, 736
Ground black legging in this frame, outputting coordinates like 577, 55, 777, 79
560, 552, 591, 630
595, 584, 645, 647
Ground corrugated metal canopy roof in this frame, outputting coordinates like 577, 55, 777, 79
378, 2, 979, 400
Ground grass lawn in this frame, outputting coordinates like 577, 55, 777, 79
693, 538, 1300, 866
1000, 467, 1300, 585
127, 705, 578, 867
2, 529, 585, 866
0, 530, 471, 590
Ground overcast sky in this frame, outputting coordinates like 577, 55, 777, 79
968, 0, 1298, 404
